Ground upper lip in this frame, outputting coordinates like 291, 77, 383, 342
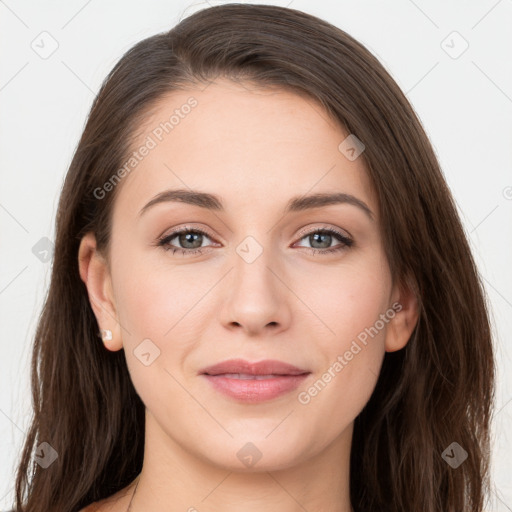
200, 358, 310, 376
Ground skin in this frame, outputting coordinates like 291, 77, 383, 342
78, 78, 418, 512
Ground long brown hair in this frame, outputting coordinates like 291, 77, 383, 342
13, 4, 495, 511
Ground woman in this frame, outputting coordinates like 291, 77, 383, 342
13, 3, 495, 511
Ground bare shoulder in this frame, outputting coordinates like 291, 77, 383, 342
79, 499, 123, 512
79, 487, 134, 512
78, 477, 138, 512
79, 503, 101, 512
79, 504, 100, 512
79, 500, 111, 512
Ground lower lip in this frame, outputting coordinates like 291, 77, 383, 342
202, 374, 310, 403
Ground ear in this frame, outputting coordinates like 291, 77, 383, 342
384, 275, 419, 352
78, 232, 123, 352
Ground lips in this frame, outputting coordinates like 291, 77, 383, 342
200, 359, 311, 403
200, 358, 309, 377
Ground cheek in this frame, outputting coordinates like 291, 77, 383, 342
293, 256, 391, 422
111, 254, 202, 405
113, 245, 203, 338
293, 254, 392, 347
108, 251, 193, 398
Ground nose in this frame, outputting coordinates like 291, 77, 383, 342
218, 241, 292, 337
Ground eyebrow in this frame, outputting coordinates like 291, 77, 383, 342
138, 188, 374, 221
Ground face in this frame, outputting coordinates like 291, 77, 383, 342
81, 78, 416, 473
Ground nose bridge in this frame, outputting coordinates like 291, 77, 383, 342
232, 233, 280, 304
218, 233, 290, 334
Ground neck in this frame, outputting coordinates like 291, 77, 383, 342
128, 410, 354, 512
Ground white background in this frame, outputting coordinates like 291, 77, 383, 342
1, 0, 511, 510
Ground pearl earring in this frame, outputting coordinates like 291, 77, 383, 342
100, 329, 112, 342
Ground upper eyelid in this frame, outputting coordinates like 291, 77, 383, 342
162, 225, 217, 242
295, 224, 352, 241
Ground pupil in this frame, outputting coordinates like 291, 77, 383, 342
180, 232, 202, 249
311, 232, 331, 249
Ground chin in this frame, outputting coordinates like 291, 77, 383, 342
197, 434, 309, 473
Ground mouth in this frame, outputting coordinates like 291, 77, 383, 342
199, 358, 309, 377
199, 359, 311, 403
206, 373, 302, 380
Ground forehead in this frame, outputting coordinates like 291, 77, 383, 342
112, 78, 377, 221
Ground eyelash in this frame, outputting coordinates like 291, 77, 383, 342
156, 225, 354, 257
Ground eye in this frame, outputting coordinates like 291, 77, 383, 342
156, 226, 217, 256
156, 225, 354, 257
293, 226, 354, 255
